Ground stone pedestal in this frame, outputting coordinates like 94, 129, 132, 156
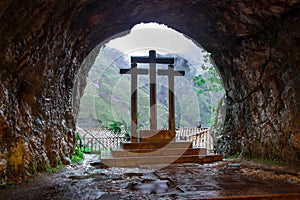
100, 129, 222, 168
139, 130, 175, 142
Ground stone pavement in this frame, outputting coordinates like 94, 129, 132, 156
0, 157, 300, 199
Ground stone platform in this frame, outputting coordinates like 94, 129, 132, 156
101, 130, 222, 167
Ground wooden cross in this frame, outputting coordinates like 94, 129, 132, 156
158, 65, 185, 133
131, 50, 174, 130
120, 50, 184, 142
120, 63, 148, 142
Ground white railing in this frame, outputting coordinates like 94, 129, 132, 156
76, 127, 127, 153
176, 128, 214, 153
76, 127, 214, 154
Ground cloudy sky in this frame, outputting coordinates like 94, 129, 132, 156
106, 23, 207, 65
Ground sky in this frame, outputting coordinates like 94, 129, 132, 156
106, 22, 207, 66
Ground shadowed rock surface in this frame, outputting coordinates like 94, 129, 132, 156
0, 0, 299, 180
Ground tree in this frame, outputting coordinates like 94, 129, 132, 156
193, 52, 225, 127
193, 53, 224, 94
109, 120, 122, 134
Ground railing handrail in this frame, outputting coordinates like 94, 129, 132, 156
185, 129, 209, 137
78, 127, 108, 150
77, 127, 213, 153
83, 135, 124, 139
175, 127, 213, 153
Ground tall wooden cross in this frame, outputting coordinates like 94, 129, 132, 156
120, 50, 185, 141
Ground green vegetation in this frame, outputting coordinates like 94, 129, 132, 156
80, 147, 92, 153
44, 163, 65, 174
109, 120, 122, 134
0, 181, 16, 189
28, 160, 38, 175
193, 66, 223, 94
193, 53, 224, 94
76, 132, 83, 151
193, 52, 225, 126
71, 132, 108, 161
224, 153, 241, 159
28, 160, 65, 175
71, 148, 84, 163
225, 152, 282, 165
77, 53, 131, 128
245, 156, 282, 165
71, 132, 85, 163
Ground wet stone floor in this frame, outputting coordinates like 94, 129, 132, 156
1, 155, 300, 200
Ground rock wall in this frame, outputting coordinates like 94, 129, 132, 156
0, 1, 80, 181
213, 8, 300, 162
0, 0, 299, 181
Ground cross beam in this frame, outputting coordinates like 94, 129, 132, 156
120, 63, 148, 142
131, 50, 174, 64
158, 65, 185, 133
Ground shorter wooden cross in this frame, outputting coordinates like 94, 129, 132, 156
158, 65, 185, 133
120, 63, 148, 142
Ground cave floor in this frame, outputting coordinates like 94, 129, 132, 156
1, 156, 300, 200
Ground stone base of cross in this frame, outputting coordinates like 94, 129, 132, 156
120, 50, 185, 142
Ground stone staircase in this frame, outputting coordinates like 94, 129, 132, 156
100, 130, 222, 168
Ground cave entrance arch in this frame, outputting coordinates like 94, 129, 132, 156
75, 23, 225, 134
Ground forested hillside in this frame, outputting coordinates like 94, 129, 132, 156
77, 46, 224, 129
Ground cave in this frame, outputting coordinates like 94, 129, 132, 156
0, 1, 299, 181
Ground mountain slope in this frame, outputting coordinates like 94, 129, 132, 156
77, 47, 224, 128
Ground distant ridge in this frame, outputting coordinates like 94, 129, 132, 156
77, 46, 223, 129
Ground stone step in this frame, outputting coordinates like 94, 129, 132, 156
140, 137, 176, 143
122, 141, 192, 150
139, 130, 175, 142
112, 148, 207, 157
100, 154, 223, 167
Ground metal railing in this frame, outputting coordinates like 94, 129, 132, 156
76, 127, 214, 154
176, 128, 214, 153
76, 127, 126, 154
